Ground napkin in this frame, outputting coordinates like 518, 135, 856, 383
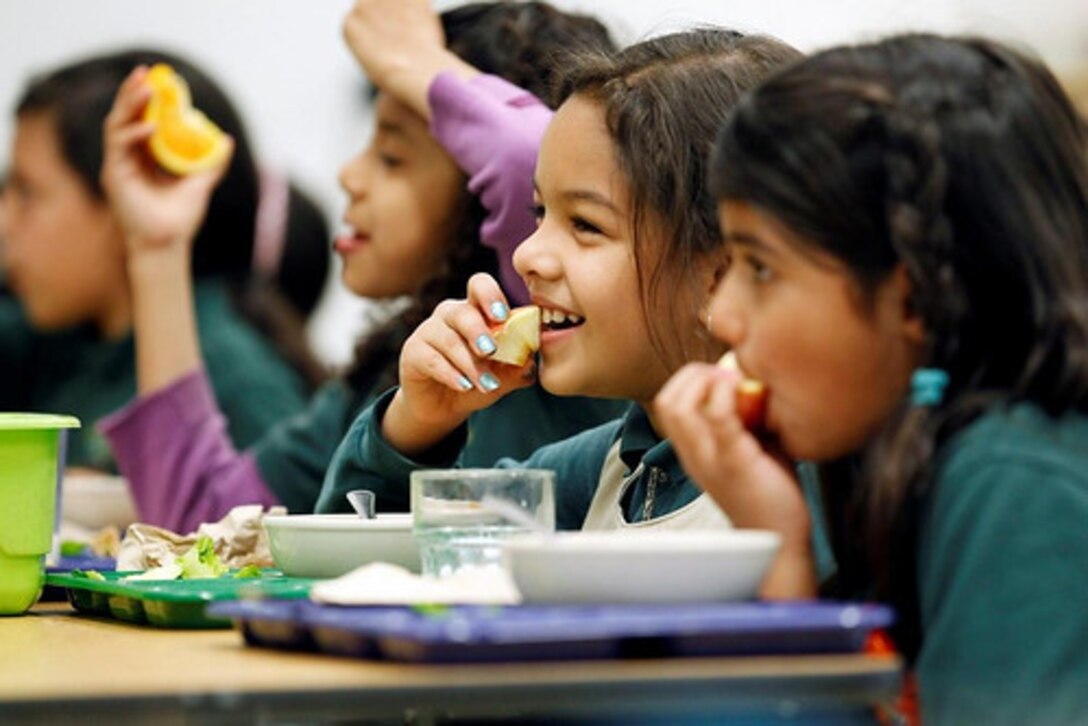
310, 562, 522, 606
116, 504, 285, 571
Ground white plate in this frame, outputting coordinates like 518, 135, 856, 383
263, 513, 420, 578
60, 473, 137, 530
502, 530, 781, 604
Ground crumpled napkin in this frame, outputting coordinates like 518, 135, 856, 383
116, 504, 285, 571
311, 562, 522, 606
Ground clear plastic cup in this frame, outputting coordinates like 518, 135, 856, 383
410, 469, 555, 578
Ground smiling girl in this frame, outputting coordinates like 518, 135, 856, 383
320, 29, 802, 530
656, 33, 1088, 723
99, 0, 623, 531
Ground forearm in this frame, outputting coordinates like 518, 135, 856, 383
126, 244, 202, 394
100, 369, 279, 533
380, 388, 468, 458
429, 73, 552, 305
381, 48, 477, 122
758, 540, 819, 600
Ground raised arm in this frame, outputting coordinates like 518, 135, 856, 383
342, 0, 553, 305
101, 65, 229, 394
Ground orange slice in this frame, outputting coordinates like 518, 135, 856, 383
142, 63, 229, 176
718, 351, 768, 430
490, 305, 541, 366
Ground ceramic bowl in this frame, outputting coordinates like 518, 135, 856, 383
60, 473, 137, 531
263, 513, 419, 578
502, 529, 781, 604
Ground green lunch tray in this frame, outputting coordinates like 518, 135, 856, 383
45, 569, 317, 629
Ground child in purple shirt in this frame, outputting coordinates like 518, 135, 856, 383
99, 0, 625, 532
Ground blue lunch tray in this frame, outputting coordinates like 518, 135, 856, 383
208, 599, 895, 664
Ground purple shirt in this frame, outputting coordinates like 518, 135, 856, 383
100, 73, 553, 533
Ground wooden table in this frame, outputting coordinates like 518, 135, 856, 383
1, 603, 902, 724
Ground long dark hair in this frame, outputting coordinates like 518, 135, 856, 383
711, 33, 1088, 657
554, 29, 802, 370
15, 49, 328, 389
343, 1, 615, 400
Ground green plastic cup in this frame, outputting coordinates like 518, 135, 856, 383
0, 413, 80, 615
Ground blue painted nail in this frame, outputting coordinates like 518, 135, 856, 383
475, 334, 497, 355
489, 301, 509, 322
479, 373, 500, 392
457, 375, 474, 391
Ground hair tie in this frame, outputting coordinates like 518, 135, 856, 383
911, 367, 948, 406
252, 168, 290, 279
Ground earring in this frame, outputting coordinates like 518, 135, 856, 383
911, 368, 949, 406
703, 308, 713, 332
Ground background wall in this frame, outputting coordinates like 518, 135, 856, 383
2, 0, 1085, 365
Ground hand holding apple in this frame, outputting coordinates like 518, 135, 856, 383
380, 274, 535, 457
718, 352, 768, 431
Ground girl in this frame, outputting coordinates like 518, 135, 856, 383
319, 28, 803, 531
0, 49, 315, 472
657, 34, 1088, 724
100, 0, 625, 532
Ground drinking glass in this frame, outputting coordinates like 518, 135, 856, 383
410, 468, 555, 577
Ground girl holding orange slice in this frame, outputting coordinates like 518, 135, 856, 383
0, 50, 315, 472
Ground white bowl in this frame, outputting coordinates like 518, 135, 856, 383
60, 473, 137, 530
502, 530, 781, 604
263, 513, 420, 578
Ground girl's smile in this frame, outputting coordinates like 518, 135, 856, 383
514, 95, 673, 407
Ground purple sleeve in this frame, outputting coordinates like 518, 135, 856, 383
429, 72, 554, 307
98, 369, 279, 533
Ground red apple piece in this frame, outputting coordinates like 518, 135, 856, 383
718, 351, 768, 431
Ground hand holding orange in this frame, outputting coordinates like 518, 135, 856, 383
142, 64, 230, 176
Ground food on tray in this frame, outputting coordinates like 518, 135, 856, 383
490, 305, 541, 366
142, 63, 230, 175
718, 351, 768, 431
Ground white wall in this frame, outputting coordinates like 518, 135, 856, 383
2, 1, 1085, 364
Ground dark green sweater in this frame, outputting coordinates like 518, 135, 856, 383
0, 282, 308, 471
915, 404, 1088, 723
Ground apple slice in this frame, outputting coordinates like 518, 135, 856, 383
490, 305, 541, 366
718, 351, 768, 431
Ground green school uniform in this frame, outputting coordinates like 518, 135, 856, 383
316, 388, 698, 526
915, 404, 1088, 723
0, 281, 307, 471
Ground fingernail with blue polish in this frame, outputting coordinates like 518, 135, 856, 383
457, 375, 474, 391
489, 301, 509, 322
475, 334, 497, 355
479, 373, 500, 392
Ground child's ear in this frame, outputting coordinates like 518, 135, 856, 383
892, 264, 927, 345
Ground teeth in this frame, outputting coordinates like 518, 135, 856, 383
541, 308, 584, 326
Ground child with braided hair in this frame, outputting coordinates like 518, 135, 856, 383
656, 33, 1088, 723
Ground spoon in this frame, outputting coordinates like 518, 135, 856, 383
480, 495, 552, 535
346, 490, 376, 519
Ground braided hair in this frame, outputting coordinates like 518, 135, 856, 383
711, 33, 1088, 658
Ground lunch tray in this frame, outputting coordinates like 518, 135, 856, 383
46, 569, 316, 628
40, 555, 119, 602
208, 599, 895, 663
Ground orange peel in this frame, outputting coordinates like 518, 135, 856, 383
142, 63, 230, 176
